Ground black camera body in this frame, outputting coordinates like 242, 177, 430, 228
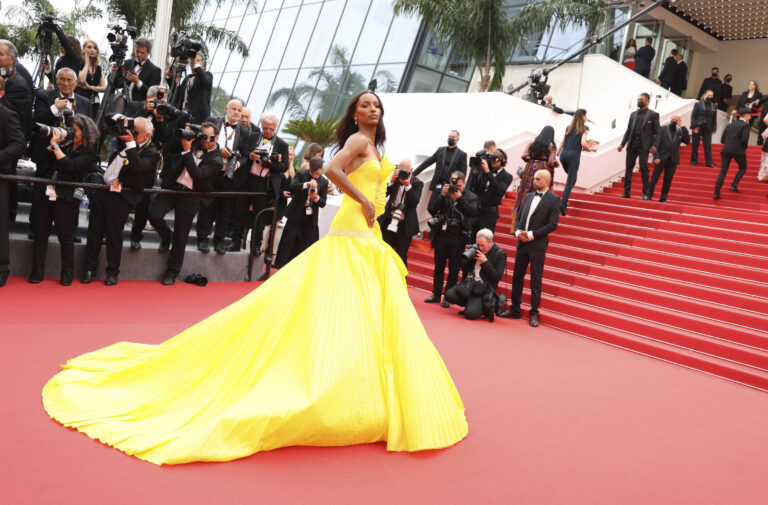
462, 243, 479, 261
397, 168, 410, 181
224, 149, 241, 179
171, 31, 203, 64
469, 152, 498, 170
34, 123, 75, 145
105, 114, 136, 136
257, 148, 281, 169
156, 102, 192, 123
106, 24, 137, 67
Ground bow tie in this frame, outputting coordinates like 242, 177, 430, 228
225, 122, 236, 128
535, 192, 544, 198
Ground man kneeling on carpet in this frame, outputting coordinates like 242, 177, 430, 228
444, 228, 507, 322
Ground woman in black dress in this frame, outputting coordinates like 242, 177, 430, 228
76, 39, 106, 117
557, 109, 595, 216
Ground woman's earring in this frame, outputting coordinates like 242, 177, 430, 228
354, 117, 358, 126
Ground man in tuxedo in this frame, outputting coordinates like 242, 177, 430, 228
697, 67, 722, 107
656, 49, 678, 91
275, 157, 328, 268
471, 149, 513, 234
82, 117, 160, 285
444, 228, 507, 322
232, 112, 289, 255
239, 107, 259, 135
671, 52, 688, 96
500, 170, 560, 327
378, 158, 423, 266
150, 122, 221, 285
648, 114, 690, 202
634, 38, 656, 78
195, 99, 250, 254
413, 130, 467, 195
169, 53, 213, 124
110, 38, 161, 103
425, 171, 478, 308
714, 108, 752, 199
0, 79, 27, 287
690, 89, 717, 168
618, 93, 660, 199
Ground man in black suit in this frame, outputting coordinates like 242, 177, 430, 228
714, 108, 752, 199
379, 158, 423, 267
196, 99, 250, 254
500, 170, 560, 327
471, 149, 513, 235
656, 49, 678, 90
698, 67, 722, 107
233, 112, 289, 255
0, 40, 33, 140
239, 107, 260, 135
169, 53, 213, 124
671, 52, 688, 96
618, 93, 660, 199
275, 157, 328, 268
648, 114, 690, 202
690, 89, 717, 168
0, 80, 28, 287
413, 130, 467, 194
82, 117, 160, 285
425, 171, 478, 308
110, 38, 161, 103
150, 122, 222, 285
444, 228, 507, 322
634, 38, 655, 78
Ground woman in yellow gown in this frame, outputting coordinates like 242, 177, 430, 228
42, 91, 468, 465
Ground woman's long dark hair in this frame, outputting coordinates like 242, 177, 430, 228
334, 90, 386, 152
530, 126, 556, 158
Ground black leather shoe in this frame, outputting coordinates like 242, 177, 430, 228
0, 272, 7, 287
162, 274, 176, 285
488, 311, 495, 323
618, 193, 630, 198
499, 309, 521, 319
130, 239, 141, 250
60, 272, 73, 286
214, 242, 227, 254
81, 269, 95, 284
441, 300, 450, 308
529, 314, 540, 327
104, 275, 118, 286
729, 185, 740, 193
458, 310, 465, 316
226, 242, 241, 252
658, 197, 667, 203
707, 164, 717, 169
424, 294, 441, 303
158, 239, 171, 253
641, 194, 649, 201
197, 239, 210, 253
559, 208, 566, 217
713, 194, 721, 200
28, 274, 43, 284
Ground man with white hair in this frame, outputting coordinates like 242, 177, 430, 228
232, 111, 289, 255
82, 117, 161, 286
0, 39, 33, 139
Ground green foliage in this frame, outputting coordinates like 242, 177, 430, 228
282, 116, 340, 148
209, 86, 245, 117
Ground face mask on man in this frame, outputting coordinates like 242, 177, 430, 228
725, 78, 732, 83
712, 71, 718, 77
637, 101, 645, 109
705, 97, 713, 103
447, 137, 456, 147
670, 121, 677, 130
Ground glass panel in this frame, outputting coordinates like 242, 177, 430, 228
417, 31, 450, 71
371, 63, 406, 93
445, 48, 473, 81
280, 2, 322, 69
242, 10, 279, 71
438, 75, 469, 93
378, 13, 420, 64
229, 0, 257, 18
326, 0, 370, 67
350, 0, 393, 65
261, 68, 300, 126
539, 23, 589, 61
217, 14, 250, 74
211, 72, 239, 116
232, 71, 259, 103
302, 0, 345, 67
260, 6, 301, 70
244, 69, 277, 119
406, 66, 441, 93
306, 64, 347, 119
272, 67, 317, 122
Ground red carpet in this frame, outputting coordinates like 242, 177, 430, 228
3, 278, 768, 504
408, 144, 768, 390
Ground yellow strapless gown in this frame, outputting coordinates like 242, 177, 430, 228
42, 157, 468, 464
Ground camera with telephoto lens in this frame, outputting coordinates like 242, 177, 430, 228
223, 149, 241, 179
386, 201, 405, 233
34, 123, 75, 145
156, 102, 192, 123
171, 31, 203, 64
256, 148, 282, 169
104, 114, 136, 136
427, 203, 464, 235
469, 152, 498, 170
175, 123, 202, 141
397, 167, 410, 181
462, 243, 479, 261
106, 24, 137, 67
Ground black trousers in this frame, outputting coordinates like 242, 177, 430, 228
0, 181, 10, 274
559, 149, 581, 213
623, 142, 651, 195
31, 192, 79, 278
196, 176, 235, 244
691, 128, 713, 166
472, 213, 498, 236
511, 242, 546, 316
444, 283, 487, 320
715, 153, 748, 195
275, 215, 316, 268
382, 227, 413, 267
648, 160, 678, 200
130, 193, 153, 242
431, 232, 464, 297
85, 191, 132, 277
149, 193, 201, 277
234, 176, 273, 249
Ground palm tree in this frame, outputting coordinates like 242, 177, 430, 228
392, 0, 607, 92
281, 115, 340, 148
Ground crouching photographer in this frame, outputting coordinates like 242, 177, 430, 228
424, 171, 478, 308
469, 148, 512, 234
445, 228, 507, 321
378, 158, 423, 266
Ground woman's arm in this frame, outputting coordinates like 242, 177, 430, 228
325, 133, 376, 227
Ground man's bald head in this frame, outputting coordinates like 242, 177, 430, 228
533, 169, 551, 191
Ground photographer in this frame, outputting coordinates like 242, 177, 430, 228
149, 122, 221, 285
29, 114, 99, 285
413, 130, 467, 195
444, 229, 507, 321
82, 117, 160, 285
196, 99, 250, 254
275, 157, 328, 268
0, 40, 33, 140
378, 158, 423, 266
469, 149, 512, 235
239, 107, 260, 135
111, 38, 161, 103
541, 95, 564, 114
43, 22, 83, 85
169, 52, 212, 124
232, 112, 289, 255
424, 171, 478, 308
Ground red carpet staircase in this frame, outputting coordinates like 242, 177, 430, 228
406, 144, 768, 390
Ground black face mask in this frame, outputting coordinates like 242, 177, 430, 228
447, 137, 456, 147
712, 72, 718, 78
705, 97, 713, 103
670, 122, 677, 130
637, 101, 645, 109
725, 78, 732, 83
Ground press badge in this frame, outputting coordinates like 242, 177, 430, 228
110, 180, 122, 192
45, 185, 57, 201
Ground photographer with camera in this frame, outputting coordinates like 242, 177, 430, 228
110, 38, 160, 103
232, 112, 289, 255
412, 130, 467, 197
81, 116, 160, 285
444, 228, 507, 321
378, 158, 422, 266
0, 40, 33, 140
42, 20, 83, 85
239, 107, 260, 136
195, 98, 250, 254
29, 114, 99, 285
149, 122, 221, 285
469, 149, 512, 235
0, 78, 27, 287
168, 52, 212, 124
274, 157, 328, 268
424, 171, 478, 308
